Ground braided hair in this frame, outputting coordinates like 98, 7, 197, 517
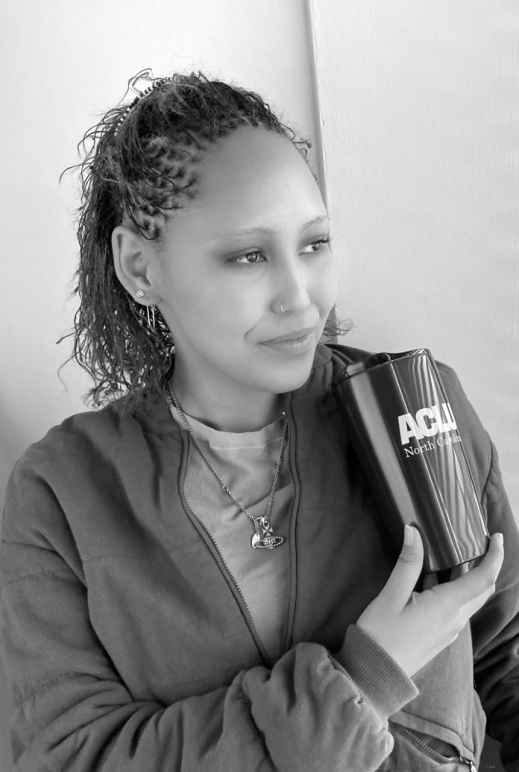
59, 68, 352, 415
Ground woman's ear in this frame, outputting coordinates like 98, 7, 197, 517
111, 224, 158, 303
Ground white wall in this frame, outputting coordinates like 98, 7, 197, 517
310, 0, 519, 515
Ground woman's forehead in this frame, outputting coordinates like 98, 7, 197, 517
197, 126, 306, 192
163, 129, 324, 238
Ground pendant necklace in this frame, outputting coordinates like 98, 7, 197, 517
166, 382, 287, 550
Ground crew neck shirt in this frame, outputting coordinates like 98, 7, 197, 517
168, 403, 293, 662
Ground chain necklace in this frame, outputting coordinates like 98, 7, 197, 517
166, 381, 288, 550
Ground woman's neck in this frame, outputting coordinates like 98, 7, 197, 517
168, 368, 287, 433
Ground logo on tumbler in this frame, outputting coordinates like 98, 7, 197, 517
398, 402, 457, 446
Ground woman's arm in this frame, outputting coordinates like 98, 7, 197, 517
470, 439, 519, 771
0, 457, 418, 772
437, 363, 519, 770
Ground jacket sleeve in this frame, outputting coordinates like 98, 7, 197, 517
470, 439, 519, 772
440, 364, 519, 772
0, 455, 418, 772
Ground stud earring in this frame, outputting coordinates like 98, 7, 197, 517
135, 289, 145, 299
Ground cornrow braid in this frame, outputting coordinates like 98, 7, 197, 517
58, 68, 352, 415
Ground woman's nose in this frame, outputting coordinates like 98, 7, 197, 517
271, 258, 312, 314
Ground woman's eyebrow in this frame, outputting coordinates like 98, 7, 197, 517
212, 215, 330, 240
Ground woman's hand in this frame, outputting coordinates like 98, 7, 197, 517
356, 525, 504, 678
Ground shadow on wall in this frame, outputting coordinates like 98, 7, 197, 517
0, 395, 28, 513
0, 397, 19, 768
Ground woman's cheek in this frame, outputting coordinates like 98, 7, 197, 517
316, 255, 339, 311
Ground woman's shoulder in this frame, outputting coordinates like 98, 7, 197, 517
2, 392, 180, 545
8, 390, 177, 486
14, 398, 129, 470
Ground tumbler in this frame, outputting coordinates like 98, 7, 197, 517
333, 348, 489, 573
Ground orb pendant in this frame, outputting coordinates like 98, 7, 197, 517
250, 516, 285, 549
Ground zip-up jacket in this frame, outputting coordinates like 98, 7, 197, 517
1, 342, 518, 771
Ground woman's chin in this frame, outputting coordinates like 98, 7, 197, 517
261, 351, 318, 394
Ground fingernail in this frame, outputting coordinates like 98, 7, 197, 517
495, 532, 503, 548
404, 524, 414, 546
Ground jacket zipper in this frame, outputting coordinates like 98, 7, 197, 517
177, 430, 271, 664
394, 725, 477, 770
175, 399, 301, 665
282, 396, 300, 652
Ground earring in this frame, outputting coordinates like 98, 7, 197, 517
146, 304, 156, 330
135, 289, 145, 299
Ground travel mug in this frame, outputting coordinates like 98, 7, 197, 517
333, 348, 489, 573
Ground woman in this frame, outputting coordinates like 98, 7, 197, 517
1, 69, 517, 771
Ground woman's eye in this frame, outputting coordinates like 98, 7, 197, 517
307, 237, 331, 252
230, 237, 331, 266
232, 251, 265, 265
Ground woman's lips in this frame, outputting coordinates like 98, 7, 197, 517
259, 329, 316, 354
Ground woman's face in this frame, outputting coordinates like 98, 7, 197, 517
149, 125, 338, 404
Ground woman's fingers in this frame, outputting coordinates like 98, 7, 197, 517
356, 530, 504, 678
428, 533, 504, 617
377, 525, 424, 610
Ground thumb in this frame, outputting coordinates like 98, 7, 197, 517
378, 525, 424, 610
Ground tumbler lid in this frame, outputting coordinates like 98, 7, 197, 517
344, 348, 430, 378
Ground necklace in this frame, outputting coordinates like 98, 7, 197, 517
166, 382, 288, 550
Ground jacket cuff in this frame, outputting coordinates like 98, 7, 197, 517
334, 624, 419, 719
